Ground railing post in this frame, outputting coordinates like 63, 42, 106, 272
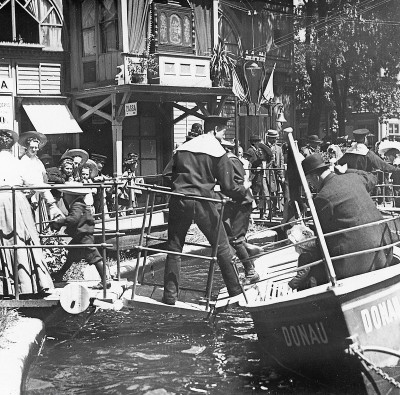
113, 178, 121, 280
100, 185, 107, 298
12, 187, 18, 300
140, 190, 156, 284
131, 189, 150, 299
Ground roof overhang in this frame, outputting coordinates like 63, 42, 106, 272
70, 84, 233, 103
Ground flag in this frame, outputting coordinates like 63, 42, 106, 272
232, 68, 248, 102
260, 63, 276, 104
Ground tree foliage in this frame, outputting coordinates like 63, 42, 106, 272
295, 0, 400, 136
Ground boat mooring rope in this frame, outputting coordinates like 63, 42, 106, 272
349, 343, 400, 389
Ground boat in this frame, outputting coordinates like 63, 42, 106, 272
94, 204, 169, 251
214, 129, 400, 394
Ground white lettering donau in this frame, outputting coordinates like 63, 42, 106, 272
281, 321, 328, 347
361, 296, 400, 334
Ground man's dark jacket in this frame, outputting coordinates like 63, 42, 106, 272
311, 170, 393, 283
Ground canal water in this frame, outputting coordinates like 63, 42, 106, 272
25, 258, 342, 395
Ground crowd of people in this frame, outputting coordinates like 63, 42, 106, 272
0, 128, 145, 297
2, 123, 399, 302
163, 122, 400, 303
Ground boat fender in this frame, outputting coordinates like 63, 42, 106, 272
60, 283, 90, 314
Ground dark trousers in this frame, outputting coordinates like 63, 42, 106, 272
223, 202, 252, 246
164, 196, 242, 300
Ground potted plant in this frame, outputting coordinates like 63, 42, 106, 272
210, 40, 235, 87
127, 52, 158, 84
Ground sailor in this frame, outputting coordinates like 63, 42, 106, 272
220, 138, 261, 284
337, 129, 400, 173
162, 115, 249, 305
300, 153, 394, 285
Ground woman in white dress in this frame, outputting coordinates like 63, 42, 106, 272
0, 129, 62, 296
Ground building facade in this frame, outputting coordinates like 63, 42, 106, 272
0, 0, 295, 177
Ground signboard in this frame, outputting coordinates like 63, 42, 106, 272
0, 77, 12, 93
125, 102, 138, 117
0, 78, 14, 130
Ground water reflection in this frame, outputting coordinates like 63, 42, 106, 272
25, 261, 334, 394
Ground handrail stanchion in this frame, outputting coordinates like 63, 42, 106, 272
113, 179, 121, 280
285, 127, 337, 286
140, 190, 156, 284
12, 187, 19, 300
100, 185, 107, 298
131, 189, 151, 299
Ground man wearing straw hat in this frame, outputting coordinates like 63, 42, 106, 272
300, 153, 394, 285
162, 115, 250, 305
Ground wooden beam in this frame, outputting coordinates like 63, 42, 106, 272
215, 96, 228, 115
171, 103, 205, 124
196, 102, 210, 116
116, 91, 132, 118
75, 97, 112, 122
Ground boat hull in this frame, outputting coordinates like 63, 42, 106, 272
247, 265, 400, 393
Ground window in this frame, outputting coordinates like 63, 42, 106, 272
99, 0, 119, 53
0, 0, 63, 50
82, 0, 96, 57
389, 122, 400, 141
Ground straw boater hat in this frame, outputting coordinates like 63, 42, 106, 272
0, 129, 19, 146
19, 131, 47, 149
82, 159, 98, 178
267, 129, 279, 138
66, 148, 89, 165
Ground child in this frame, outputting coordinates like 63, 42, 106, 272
287, 224, 320, 290
80, 160, 98, 214
50, 183, 109, 289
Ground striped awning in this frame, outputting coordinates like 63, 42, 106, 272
22, 99, 83, 134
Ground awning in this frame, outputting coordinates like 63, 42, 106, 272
22, 99, 83, 134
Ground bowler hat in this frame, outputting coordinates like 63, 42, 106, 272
307, 135, 322, 144
302, 153, 329, 175
204, 115, 231, 131
0, 129, 19, 146
249, 134, 261, 142
19, 131, 47, 149
267, 129, 279, 138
